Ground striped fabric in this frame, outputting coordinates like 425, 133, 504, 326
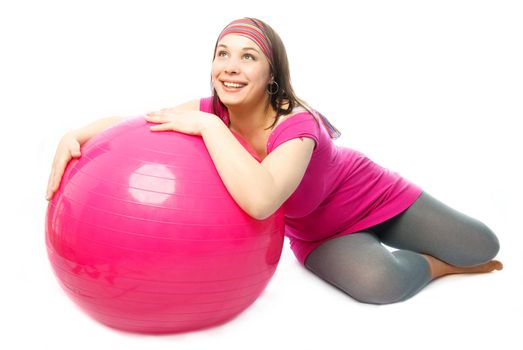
295, 106, 341, 140
317, 112, 342, 139
217, 18, 273, 66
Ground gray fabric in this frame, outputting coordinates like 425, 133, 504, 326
304, 191, 500, 305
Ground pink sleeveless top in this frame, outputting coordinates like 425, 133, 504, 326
200, 97, 423, 265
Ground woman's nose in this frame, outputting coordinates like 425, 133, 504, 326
224, 57, 240, 74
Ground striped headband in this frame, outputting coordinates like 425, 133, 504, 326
217, 18, 273, 66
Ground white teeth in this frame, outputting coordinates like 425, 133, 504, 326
223, 82, 245, 88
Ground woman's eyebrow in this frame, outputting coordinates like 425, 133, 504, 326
217, 44, 260, 53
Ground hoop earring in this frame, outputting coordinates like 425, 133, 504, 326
267, 81, 279, 95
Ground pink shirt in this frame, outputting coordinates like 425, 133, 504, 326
200, 97, 423, 265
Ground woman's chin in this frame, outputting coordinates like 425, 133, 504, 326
216, 93, 245, 107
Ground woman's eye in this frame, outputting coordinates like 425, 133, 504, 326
216, 51, 255, 60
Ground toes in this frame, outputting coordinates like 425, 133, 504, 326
492, 260, 503, 270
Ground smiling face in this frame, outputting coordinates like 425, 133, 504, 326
212, 34, 272, 109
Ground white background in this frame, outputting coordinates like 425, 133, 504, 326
1, 0, 522, 349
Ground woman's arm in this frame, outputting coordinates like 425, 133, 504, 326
72, 116, 126, 144
201, 118, 315, 219
72, 100, 199, 144
46, 116, 126, 200
47, 100, 200, 201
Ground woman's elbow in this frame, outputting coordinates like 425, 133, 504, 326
248, 201, 278, 221
248, 207, 271, 221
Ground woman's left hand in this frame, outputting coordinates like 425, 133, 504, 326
145, 109, 216, 136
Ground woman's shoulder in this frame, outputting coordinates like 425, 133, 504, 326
274, 106, 319, 130
269, 106, 322, 149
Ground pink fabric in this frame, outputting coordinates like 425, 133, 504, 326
200, 97, 423, 265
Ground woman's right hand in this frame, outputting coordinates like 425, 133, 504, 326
46, 132, 82, 201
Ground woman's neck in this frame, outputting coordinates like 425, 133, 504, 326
227, 100, 276, 137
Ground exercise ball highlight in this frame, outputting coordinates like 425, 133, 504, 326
45, 117, 285, 334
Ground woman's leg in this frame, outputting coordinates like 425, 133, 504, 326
304, 191, 502, 304
304, 231, 432, 305
375, 191, 502, 274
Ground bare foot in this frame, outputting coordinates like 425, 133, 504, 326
421, 254, 503, 280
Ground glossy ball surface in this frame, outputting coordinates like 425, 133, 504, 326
46, 117, 284, 334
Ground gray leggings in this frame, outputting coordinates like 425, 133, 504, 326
304, 191, 500, 305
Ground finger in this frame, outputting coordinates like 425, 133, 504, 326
46, 187, 54, 201
51, 156, 70, 191
46, 170, 55, 200
70, 145, 82, 158
146, 114, 168, 124
51, 170, 62, 192
144, 114, 162, 123
71, 150, 81, 158
149, 123, 172, 131
47, 165, 61, 200
47, 167, 55, 189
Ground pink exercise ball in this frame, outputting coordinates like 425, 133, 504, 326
46, 117, 284, 334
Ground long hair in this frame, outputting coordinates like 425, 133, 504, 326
211, 18, 341, 139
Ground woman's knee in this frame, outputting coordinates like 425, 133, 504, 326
304, 232, 430, 305
453, 221, 500, 266
312, 261, 416, 305
347, 269, 411, 305
473, 222, 500, 262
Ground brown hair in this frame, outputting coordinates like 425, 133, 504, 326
211, 17, 341, 139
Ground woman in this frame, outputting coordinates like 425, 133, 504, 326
46, 18, 502, 305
